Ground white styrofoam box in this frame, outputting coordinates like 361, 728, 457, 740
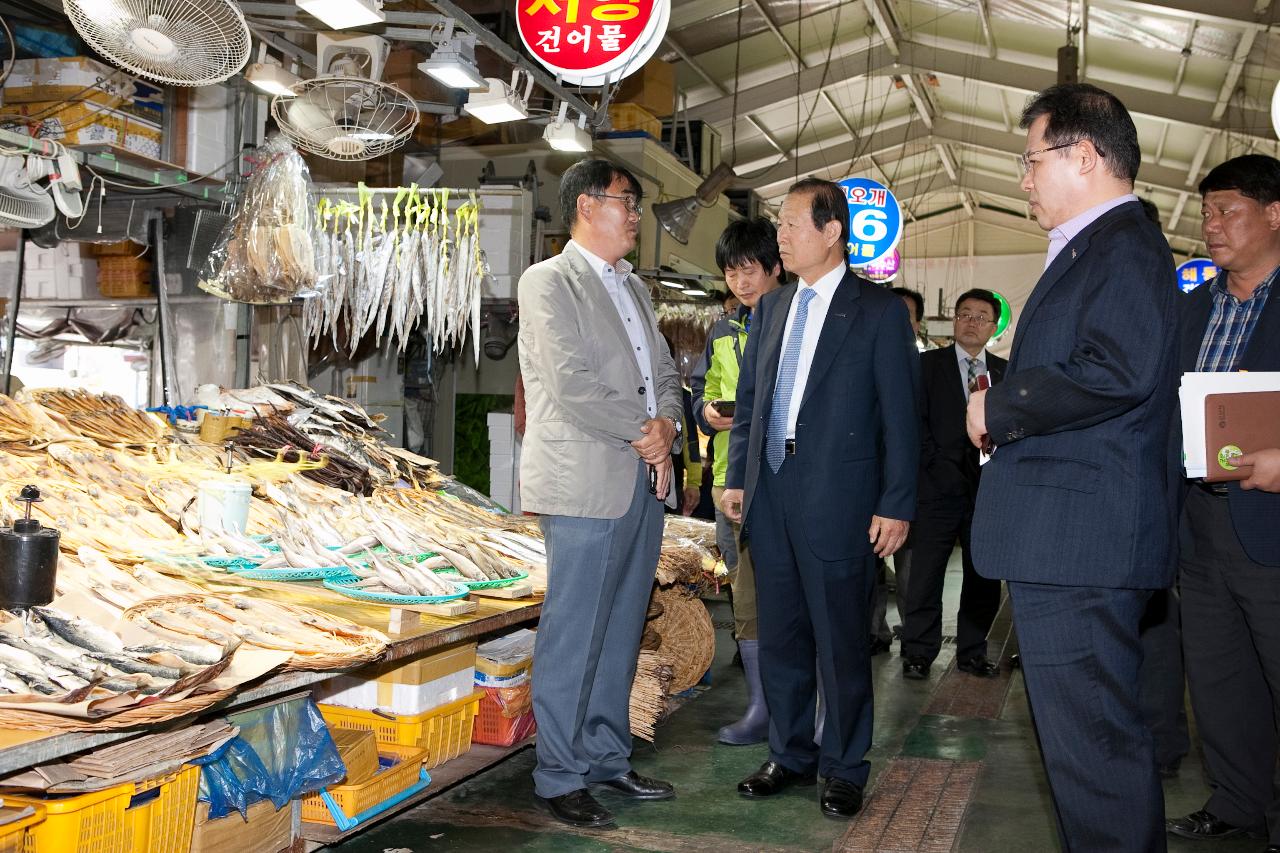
314, 666, 476, 717
487, 412, 514, 430
184, 85, 231, 177
25, 270, 55, 298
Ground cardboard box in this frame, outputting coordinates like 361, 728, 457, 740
3, 100, 163, 158
315, 643, 477, 717
4, 57, 165, 124
330, 727, 379, 786
614, 60, 676, 118
606, 103, 661, 139
189, 800, 293, 853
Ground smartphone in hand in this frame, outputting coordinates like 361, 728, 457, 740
711, 400, 736, 417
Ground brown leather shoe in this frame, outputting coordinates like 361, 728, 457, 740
737, 760, 816, 798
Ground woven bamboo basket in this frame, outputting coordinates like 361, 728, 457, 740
0, 687, 237, 732
124, 595, 387, 671
646, 586, 714, 693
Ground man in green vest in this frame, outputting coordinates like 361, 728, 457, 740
692, 217, 785, 744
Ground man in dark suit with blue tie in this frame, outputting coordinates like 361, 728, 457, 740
965, 84, 1180, 851
720, 178, 920, 819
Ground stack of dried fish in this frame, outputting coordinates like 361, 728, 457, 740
662, 516, 719, 553
304, 186, 484, 358
231, 413, 375, 495
0, 605, 231, 700
54, 547, 204, 616
126, 594, 385, 668
0, 395, 38, 444
22, 389, 166, 445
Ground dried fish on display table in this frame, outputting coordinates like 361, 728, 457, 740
21, 389, 167, 445
230, 413, 375, 495
304, 186, 484, 358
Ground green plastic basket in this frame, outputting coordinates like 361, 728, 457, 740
322, 574, 470, 604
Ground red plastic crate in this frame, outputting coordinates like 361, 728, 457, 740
472, 688, 535, 747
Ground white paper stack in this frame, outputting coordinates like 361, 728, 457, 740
1179, 371, 1280, 477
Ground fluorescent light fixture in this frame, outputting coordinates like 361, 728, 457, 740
681, 288, 707, 297
659, 279, 684, 289
296, 0, 384, 30
245, 62, 300, 97
419, 35, 484, 90
543, 102, 591, 152
464, 72, 532, 124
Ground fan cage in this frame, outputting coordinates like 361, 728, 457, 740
271, 77, 420, 162
63, 0, 251, 87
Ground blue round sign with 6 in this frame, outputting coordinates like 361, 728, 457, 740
838, 177, 902, 269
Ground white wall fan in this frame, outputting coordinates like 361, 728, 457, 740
0, 152, 57, 229
270, 33, 419, 162
62, 0, 251, 86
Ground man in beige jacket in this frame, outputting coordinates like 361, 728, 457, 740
518, 159, 684, 829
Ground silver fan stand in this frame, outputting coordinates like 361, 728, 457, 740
0, 230, 26, 395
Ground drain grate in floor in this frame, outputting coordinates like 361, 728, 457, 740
835, 758, 981, 853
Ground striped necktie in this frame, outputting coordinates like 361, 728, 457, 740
966, 356, 979, 394
765, 288, 818, 473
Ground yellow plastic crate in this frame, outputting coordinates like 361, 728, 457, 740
126, 765, 199, 853
321, 691, 481, 770
10, 784, 131, 853
0, 805, 44, 853
300, 744, 426, 825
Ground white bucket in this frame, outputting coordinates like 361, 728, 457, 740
197, 478, 252, 534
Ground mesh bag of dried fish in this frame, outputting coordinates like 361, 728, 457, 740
199, 135, 318, 305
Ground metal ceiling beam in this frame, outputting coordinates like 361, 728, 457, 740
1092, 0, 1278, 31
862, 0, 902, 59
747, 0, 804, 68
1210, 27, 1256, 122
976, 0, 997, 59
686, 39, 1273, 139
1171, 20, 1197, 94
746, 120, 933, 194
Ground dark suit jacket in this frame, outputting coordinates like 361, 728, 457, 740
918, 344, 1007, 504
725, 269, 921, 561
972, 200, 1181, 589
1180, 275, 1280, 566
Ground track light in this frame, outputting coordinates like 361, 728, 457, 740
420, 32, 484, 90
543, 102, 591, 152
464, 71, 533, 124
246, 61, 301, 96
295, 0, 384, 30
653, 163, 738, 245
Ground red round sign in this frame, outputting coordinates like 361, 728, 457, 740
516, 0, 669, 86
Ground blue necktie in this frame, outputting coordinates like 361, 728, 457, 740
766, 287, 818, 473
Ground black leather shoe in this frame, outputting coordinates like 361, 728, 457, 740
1166, 810, 1253, 840
1157, 758, 1181, 780
820, 777, 864, 819
598, 770, 675, 800
537, 789, 615, 828
737, 760, 816, 798
902, 656, 931, 680
869, 636, 892, 656
957, 655, 1000, 678
1263, 846, 1280, 852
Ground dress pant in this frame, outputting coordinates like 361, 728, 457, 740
749, 456, 875, 784
531, 460, 663, 799
1009, 581, 1163, 853
1180, 487, 1280, 842
870, 558, 893, 643
1138, 588, 1188, 769
901, 499, 1001, 663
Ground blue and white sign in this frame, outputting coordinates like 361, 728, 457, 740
838, 177, 902, 269
1175, 258, 1218, 293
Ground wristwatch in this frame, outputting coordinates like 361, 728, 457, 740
665, 415, 682, 437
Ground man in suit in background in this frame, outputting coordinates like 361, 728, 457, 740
966, 83, 1179, 851
901, 289, 1007, 680
1166, 154, 1280, 852
720, 178, 919, 819
519, 159, 684, 828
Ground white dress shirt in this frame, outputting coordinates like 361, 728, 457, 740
570, 240, 656, 417
955, 345, 988, 401
776, 262, 845, 440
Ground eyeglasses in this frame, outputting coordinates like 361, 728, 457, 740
591, 193, 643, 217
1020, 140, 1083, 174
955, 312, 995, 325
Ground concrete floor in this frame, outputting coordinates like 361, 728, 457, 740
337, 554, 1259, 853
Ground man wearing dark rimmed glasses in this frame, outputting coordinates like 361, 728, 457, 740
964, 83, 1180, 852
518, 159, 683, 829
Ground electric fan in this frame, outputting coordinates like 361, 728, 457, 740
0, 153, 56, 229
62, 0, 251, 86
271, 34, 418, 162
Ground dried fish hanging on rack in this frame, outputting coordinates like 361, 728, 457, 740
655, 301, 724, 383
304, 185, 485, 359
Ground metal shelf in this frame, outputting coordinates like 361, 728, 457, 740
14, 295, 217, 309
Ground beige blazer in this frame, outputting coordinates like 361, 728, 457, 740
518, 244, 683, 518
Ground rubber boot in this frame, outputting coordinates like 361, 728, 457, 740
813, 663, 826, 746
718, 640, 769, 745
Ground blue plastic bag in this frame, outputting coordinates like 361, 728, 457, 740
196, 697, 346, 820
